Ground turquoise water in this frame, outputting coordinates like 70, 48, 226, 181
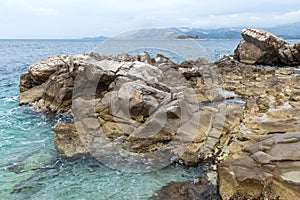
0, 39, 240, 199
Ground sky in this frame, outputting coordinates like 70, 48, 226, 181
1, 0, 300, 38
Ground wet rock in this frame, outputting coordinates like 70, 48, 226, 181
244, 98, 300, 135
218, 132, 300, 200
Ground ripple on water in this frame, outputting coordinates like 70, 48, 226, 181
6, 159, 209, 200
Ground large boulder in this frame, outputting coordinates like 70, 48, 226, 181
234, 28, 300, 65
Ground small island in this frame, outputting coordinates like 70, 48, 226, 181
175, 35, 204, 40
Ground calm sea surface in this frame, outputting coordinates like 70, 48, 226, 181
0, 38, 297, 199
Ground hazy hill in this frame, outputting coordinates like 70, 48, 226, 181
85, 21, 300, 40
82, 36, 108, 40
265, 21, 300, 39
173, 22, 300, 40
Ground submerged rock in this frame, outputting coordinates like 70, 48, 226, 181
151, 177, 221, 200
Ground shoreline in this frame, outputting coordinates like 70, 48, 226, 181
16, 28, 300, 199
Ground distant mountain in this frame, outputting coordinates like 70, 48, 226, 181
82, 35, 108, 40
265, 21, 300, 39
105, 28, 241, 40
111, 27, 243, 40
85, 21, 300, 40
171, 22, 300, 40
113, 28, 181, 40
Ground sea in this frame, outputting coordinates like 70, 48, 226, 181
0, 38, 298, 200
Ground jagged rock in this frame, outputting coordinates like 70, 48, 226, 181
153, 54, 172, 65
215, 56, 276, 97
29, 55, 68, 84
218, 132, 300, 200
20, 51, 300, 167
235, 28, 300, 65
19, 54, 88, 112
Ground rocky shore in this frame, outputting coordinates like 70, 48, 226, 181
19, 29, 300, 199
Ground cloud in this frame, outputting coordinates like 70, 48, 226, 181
1, 0, 300, 38
186, 10, 300, 28
31, 6, 58, 16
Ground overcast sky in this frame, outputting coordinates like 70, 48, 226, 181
1, 0, 300, 38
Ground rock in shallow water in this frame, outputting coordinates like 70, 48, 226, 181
150, 177, 221, 200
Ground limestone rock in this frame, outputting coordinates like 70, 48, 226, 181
218, 132, 300, 200
278, 68, 295, 75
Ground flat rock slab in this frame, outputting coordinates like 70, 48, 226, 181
218, 132, 300, 200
